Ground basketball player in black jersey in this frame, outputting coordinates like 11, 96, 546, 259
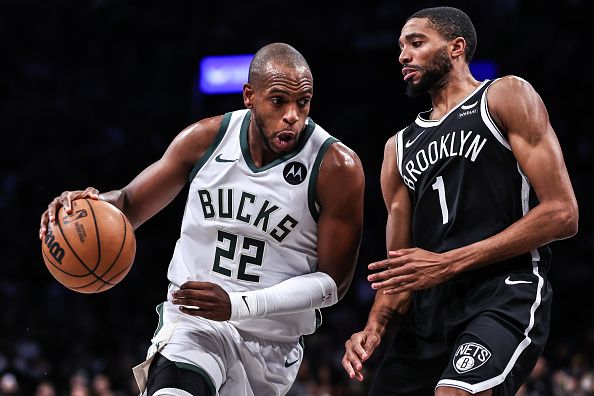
343, 6, 578, 396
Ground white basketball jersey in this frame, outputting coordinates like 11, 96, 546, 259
167, 109, 338, 341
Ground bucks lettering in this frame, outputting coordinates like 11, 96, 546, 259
403, 129, 487, 190
198, 188, 298, 242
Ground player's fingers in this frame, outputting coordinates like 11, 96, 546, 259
39, 211, 49, 239
354, 371, 364, 382
368, 265, 414, 285
373, 272, 417, 291
367, 258, 390, 270
63, 192, 74, 214
388, 248, 417, 257
82, 187, 100, 200
47, 197, 60, 224
174, 286, 220, 303
179, 281, 212, 290
353, 340, 369, 361
341, 354, 358, 379
382, 276, 418, 295
362, 335, 380, 360
344, 340, 363, 371
368, 255, 408, 271
178, 305, 201, 316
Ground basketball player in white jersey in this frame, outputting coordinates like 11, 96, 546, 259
342, 7, 578, 396
40, 43, 365, 396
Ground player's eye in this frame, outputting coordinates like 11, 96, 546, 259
298, 98, 311, 107
412, 41, 423, 48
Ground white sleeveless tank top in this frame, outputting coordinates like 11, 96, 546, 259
167, 109, 338, 341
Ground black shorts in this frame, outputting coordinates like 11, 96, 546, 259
369, 265, 552, 396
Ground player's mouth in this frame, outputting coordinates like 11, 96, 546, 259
273, 130, 297, 151
402, 66, 421, 82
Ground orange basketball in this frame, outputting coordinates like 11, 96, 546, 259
41, 198, 136, 293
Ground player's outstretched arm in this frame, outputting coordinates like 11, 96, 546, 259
39, 116, 224, 237
343, 137, 413, 381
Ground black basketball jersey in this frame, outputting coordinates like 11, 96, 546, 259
396, 79, 551, 273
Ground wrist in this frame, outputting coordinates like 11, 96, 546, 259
446, 245, 478, 277
228, 272, 338, 321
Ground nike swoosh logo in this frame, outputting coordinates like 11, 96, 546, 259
215, 154, 237, 163
284, 358, 299, 368
461, 100, 478, 110
405, 130, 425, 148
241, 295, 251, 314
505, 276, 532, 285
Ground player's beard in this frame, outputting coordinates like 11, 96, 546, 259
252, 111, 277, 154
406, 45, 453, 98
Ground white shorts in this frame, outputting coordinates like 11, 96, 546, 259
133, 301, 304, 396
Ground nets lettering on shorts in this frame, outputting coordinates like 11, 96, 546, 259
453, 342, 492, 374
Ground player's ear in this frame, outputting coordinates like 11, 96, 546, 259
450, 37, 466, 61
243, 83, 254, 109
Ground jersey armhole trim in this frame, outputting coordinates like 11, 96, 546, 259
152, 302, 165, 338
480, 79, 512, 151
307, 137, 339, 222
188, 112, 232, 182
395, 128, 406, 178
172, 361, 217, 396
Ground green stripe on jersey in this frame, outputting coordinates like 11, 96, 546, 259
307, 137, 339, 222
152, 302, 165, 338
188, 112, 232, 182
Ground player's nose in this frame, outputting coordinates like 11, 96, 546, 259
283, 104, 299, 125
399, 46, 411, 65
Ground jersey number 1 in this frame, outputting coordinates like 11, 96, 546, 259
431, 176, 449, 224
212, 230, 265, 282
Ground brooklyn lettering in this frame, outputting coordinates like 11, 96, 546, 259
403, 129, 487, 190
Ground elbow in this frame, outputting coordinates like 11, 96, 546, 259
336, 278, 353, 301
555, 201, 579, 239
336, 284, 349, 301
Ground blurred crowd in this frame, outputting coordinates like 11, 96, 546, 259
2, 1, 593, 395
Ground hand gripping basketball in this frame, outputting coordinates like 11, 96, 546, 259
41, 198, 136, 293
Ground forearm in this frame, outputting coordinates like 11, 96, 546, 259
365, 291, 412, 336
228, 271, 338, 320
449, 201, 578, 275
99, 189, 126, 211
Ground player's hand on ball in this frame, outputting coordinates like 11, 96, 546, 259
40, 187, 100, 239
172, 281, 232, 321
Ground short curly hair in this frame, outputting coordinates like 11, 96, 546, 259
408, 7, 477, 63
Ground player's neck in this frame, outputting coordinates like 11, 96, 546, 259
247, 124, 279, 168
428, 70, 480, 120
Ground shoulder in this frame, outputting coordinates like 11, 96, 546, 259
487, 75, 539, 106
320, 141, 364, 178
384, 135, 397, 157
316, 141, 364, 210
176, 114, 226, 147
166, 114, 227, 168
486, 76, 545, 130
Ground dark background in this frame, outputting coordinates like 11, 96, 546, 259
1, 1, 592, 395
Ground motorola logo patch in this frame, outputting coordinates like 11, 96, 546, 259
283, 162, 307, 185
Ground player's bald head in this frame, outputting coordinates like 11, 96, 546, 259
248, 43, 312, 87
